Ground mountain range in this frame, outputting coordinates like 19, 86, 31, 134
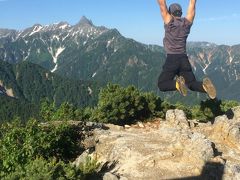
0, 16, 239, 104
0, 60, 97, 106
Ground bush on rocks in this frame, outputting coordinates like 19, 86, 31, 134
90, 84, 163, 125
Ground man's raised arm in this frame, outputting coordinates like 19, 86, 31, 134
157, 0, 171, 24
186, 0, 197, 23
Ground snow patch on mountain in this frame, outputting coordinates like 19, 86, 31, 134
0, 80, 14, 97
48, 46, 65, 64
59, 24, 70, 30
203, 63, 210, 74
62, 33, 70, 41
53, 35, 60, 41
88, 87, 93, 95
50, 46, 65, 72
236, 69, 240, 80
55, 47, 65, 60
4, 51, 7, 59
23, 49, 31, 61
227, 49, 234, 64
0, 32, 11, 38
23, 39, 28, 44
51, 65, 58, 73
29, 25, 43, 36
107, 37, 115, 48
92, 72, 97, 78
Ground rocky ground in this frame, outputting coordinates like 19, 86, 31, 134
75, 106, 240, 180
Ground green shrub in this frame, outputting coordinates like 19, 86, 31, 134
173, 102, 192, 119
157, 101, 175, 118
90, 84, 145, 124
0, 118, 83, 178
74, 107, 93, 122
188, 99, 223, 122
90, 84, 163, 124
190, 105, 207, 121
40, 98, 56, 121
190, 99, 239, 122
142, 92, 163, 118
79, 156, 100, 178
220, 100, 240, 112
3, 155, 100, 180
52, 102, 77, 121
40, 99, 86, 122
3, 157, 84, 180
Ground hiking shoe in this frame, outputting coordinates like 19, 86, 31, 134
203, 77, 216, 99
176, 76, 187, 96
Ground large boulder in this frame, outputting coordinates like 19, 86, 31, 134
183, 132, 214, 165
166, 109, 190, 129
76, 108, 240, 179
93, 120, 215, 179
211, 115, 240, 148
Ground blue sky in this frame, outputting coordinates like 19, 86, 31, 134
0, 0, 240, 45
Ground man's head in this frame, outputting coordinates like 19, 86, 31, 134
169, 3, 182, 17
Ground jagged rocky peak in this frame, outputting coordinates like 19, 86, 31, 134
57, 21, 70, 29
31, 24, 43, 31
0, 28, 16, 37
40, 21, 70, 32
32, 23, 43, 28
0, 28, 16, 33
46, 21, 71, 30
107, 28, 120, 35
19, 24, 43, 36
76, 16, 94, 26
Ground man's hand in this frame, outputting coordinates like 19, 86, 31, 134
186, 0, 197, 23
157, 0, 171, 24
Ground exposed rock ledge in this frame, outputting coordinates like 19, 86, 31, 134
75, 106, 240, 180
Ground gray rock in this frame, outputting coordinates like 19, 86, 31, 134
228, 123, 240, 144
119, 177, 128, 180
86, 121, 104, 129
184, 133, 214, 164
175, 109, 187, 121
166, 109, 189, 129
73, 150, 90, 167
82, 136, 96, 149
232, 106, 240, 121
86, 121, 95, 127
189, 119, 199, 128
103, 172, 119, 180
213, 115, 240, 145
225, 161, 240, 179
214, 115, 229, 124
166, 109, 175, 123
91, 108, 240, 179
124, 125, 131, 129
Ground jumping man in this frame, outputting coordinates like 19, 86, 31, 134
157, 0, 216, 99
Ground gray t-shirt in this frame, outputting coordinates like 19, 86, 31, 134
163, 17, 192, 54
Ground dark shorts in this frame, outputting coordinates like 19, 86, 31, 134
158, 54, 205, 92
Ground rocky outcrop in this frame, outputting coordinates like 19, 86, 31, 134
74, 106, 240, 180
